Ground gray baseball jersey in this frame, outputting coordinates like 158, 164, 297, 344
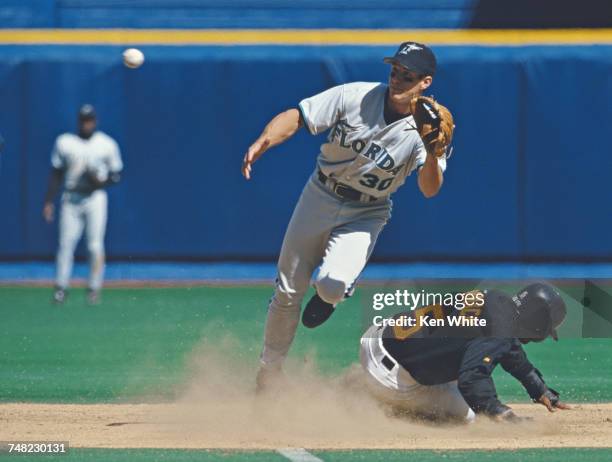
51, 131, 123, 192
299, 82, 446, 198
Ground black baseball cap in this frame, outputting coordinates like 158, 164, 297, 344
383, 42, 437, 77
78, 104, 97, 120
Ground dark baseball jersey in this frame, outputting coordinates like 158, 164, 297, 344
381, 290, 551, 414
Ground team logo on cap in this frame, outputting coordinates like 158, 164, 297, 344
399, 43, 423, 54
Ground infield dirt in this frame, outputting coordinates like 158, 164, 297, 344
2, 345, 611, 450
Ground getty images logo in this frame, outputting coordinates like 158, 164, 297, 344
399, 43, 423, 55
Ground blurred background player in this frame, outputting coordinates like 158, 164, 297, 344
42, 104, 123, 304
360, 283, 570, 423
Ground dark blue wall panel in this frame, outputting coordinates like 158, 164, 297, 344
0, 0, 55, 28
2, 0, 610, 29
0, 63, 27, 256
0, 45, 610, 261
521, 48, 612, 258
2, 0, 476, 29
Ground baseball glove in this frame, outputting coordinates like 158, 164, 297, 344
86, 161, 109, 185
409, 96, 455, 158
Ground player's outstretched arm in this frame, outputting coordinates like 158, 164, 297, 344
417, 153, 443, 198
499, 341, 571, 412
242, 108, 303, 180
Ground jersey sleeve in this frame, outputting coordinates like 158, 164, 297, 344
298, 84, 345, 135
457, 337, 513, 415
50, 138, 65, 170
107, 139, 123, 172
413, 140, 448, 173
499, 339, 549, 401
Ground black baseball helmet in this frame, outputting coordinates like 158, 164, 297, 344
513, 283, 567, 341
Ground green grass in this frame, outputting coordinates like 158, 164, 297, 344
2, 448, 612, 462
0, 286, 611, 403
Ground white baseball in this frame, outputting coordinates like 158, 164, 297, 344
123, 48, 145, 69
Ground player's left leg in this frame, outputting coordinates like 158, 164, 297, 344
84, 190, 108, 303
303, 201, 390, 327
260, 177, 334, 370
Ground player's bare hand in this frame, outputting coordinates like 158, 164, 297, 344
537, 394, 571, 412
242, 138, 270, 180
43, 202, 55, 223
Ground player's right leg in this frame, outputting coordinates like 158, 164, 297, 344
259, 175, 340, 376
55, 197, 85, 301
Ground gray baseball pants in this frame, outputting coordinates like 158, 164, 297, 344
260, 171, 392, 368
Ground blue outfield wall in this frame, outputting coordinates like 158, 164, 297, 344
2, 0, 611, 29
0, 0, 476, 29
0, 45, 611, 261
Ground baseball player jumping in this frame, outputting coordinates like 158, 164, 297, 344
43, 105, 123, 305
360, 283, 571, 422
241, 42, 455, 390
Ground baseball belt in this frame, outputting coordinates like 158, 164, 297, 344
317, 170, 378, 203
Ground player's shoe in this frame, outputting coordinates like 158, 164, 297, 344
52, 287, 67, 304
87, 289, 100, 305
301, 293, 335, 328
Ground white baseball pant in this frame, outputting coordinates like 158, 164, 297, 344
360, 324, 475, 422
55, 189, 107, 291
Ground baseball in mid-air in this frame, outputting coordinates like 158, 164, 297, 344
122, 48, 145, 69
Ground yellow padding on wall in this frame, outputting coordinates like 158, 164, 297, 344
1, 28, 612, 45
